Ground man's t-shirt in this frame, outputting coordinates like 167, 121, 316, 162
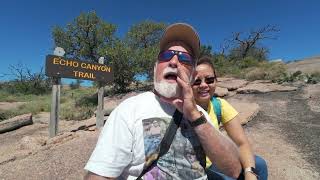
85, 92, 210, 179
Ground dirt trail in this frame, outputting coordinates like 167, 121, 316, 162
229, 87, 320, 179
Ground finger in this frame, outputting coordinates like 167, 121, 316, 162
176, 63, 191, 84
172, 99, 183, 112
176, 77, 193, 99
159, 96, 183, 112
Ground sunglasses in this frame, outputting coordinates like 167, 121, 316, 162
158, 50, 194, 66
192, 76, 216, 86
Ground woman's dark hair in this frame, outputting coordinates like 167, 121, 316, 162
196, 56, 217, 79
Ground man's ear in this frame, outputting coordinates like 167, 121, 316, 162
153, 62, 157, 76
190, 67, 196, 83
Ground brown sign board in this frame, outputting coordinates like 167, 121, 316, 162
45, 55, 113, 83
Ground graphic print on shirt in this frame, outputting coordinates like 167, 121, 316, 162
142, 117, 206, 180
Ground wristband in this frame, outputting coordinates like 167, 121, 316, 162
190, 111, 207, 127
244, 167, 259, 178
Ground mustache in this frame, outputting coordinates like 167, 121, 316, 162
162, 67, 178, 75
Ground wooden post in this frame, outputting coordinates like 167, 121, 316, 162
49, 47, 64, 137
96, 57, 105, 128
49, 77, 61, 137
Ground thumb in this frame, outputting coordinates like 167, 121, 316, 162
172, 99, 183, 112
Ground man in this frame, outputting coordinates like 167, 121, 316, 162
84, 23, 241, 179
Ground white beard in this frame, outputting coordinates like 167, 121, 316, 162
154, 66, 181, 98
154, 80, 181, 98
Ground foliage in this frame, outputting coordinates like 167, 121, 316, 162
104, 40, 137, 93
1, 64, 51, 95
0, 95, 51, 121
276, 71, 320, 84
52, 11, 116, 62
200, 45, 213, 57
245, 62, 287, 81
229, 46, 268, 62
227, 25, 279, 60
69, 79, 83, 89
125, 21, 166, 80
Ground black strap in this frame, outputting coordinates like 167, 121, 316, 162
136, 110, 183, 180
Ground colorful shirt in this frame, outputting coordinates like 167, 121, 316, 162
85, 92, 212, 179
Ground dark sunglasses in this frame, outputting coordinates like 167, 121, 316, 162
192, 76, 216, 86
158, 50, 194, 66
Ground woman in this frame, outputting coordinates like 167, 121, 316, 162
192, 56, 268, 180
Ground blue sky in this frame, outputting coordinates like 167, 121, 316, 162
0, 0, 319, 82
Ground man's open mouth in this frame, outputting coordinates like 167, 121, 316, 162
164, 72, 178, 81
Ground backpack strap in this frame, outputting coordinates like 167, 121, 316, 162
211, 96, 222, 125
136, 110, 183, 180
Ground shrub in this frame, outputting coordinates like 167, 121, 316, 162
244, 61, 287, 81
245, 67, 266, 81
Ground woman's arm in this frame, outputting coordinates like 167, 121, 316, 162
224, 116, 257, 180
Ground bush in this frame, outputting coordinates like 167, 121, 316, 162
0, 95, 51, 121
244, 62, 287, 81
245, 68, 266, 81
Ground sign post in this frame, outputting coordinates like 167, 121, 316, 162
96, 57, 105, 128
49, 47, 64, 137
45, 51, 113, 137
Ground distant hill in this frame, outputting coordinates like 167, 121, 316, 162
286, 56, 320, 74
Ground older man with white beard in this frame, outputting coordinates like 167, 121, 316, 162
84, 23, 241, 180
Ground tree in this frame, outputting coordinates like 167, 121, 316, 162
52, 11, 116, 62
125, 21, 166, 80
199, 45, 213, 58
105, 40, 137, 93
228, 25, 279, 60
3, 63, 51, 95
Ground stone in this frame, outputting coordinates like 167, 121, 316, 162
214, 87, 229, 97
217, 79, 249, 91
228, 100, 260, 124
237, 82, 297, 94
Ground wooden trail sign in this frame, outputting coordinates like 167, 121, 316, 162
45, 55, 113, 82
46, 49, 113, 137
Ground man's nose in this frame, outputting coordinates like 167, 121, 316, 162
168, 55, 179, 68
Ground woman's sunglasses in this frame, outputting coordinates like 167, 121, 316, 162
192, 76, 216, 86
158, 50, 194, 66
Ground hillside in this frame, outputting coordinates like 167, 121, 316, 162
287, 56, 320, 73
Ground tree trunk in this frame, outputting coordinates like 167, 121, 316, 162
0, 113, 33, 134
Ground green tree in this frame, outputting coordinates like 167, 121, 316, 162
199, 45, 213, 58
52, 11, 116, 62
105, 40, 136, 93
125, 20, 166, 80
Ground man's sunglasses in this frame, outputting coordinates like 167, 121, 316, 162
158, 50, 194, 66
192, 76, 216, 86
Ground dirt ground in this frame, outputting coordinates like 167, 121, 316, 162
227, 86, 320, 180
0, 84, 319, 180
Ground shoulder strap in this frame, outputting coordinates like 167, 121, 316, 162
211, 96, 222, 125
136, 110, 183, 180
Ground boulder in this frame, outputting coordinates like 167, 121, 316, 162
228, 100, 260, 124
214, 87, 229, 97
217, 79, 249, 91
237, 82, 297, 94
0, 113, 33, 134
